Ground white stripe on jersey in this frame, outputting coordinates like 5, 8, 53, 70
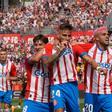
85, 44, 112, 94
0, 61, 12, 91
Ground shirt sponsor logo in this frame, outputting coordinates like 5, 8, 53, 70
34, 69, 48, 78
98, 63, 111, 70
60, 48, 72, 56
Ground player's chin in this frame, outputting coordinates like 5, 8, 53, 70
105, 41, 109, 46
1, 58, 6, 61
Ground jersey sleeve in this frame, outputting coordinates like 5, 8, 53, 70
78, 43, 93, 52
72, 44, 87, 57
10, 63, 16, 76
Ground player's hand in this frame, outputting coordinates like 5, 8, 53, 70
16, 76, 22, 81
35, 48, 44, 56
37, 48, 44, 52
60, 40, 68, 47
55, 43, 65, 53
91, 61, 98, 70
96, 66, 107, 75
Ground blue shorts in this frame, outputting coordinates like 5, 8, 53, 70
50, 81, 80, 112
22, 99, 53, 112
84, 93, 112, 112
0, 90, 13, 105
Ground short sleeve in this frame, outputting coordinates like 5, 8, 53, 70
72, 44, 87, 57
78, 43, 93, 52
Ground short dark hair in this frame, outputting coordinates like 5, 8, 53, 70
33, 34, 48, 44
59, 23, 73, 31
0, 48, 7, 52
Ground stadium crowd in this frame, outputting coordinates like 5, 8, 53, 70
0, 0, 112, 35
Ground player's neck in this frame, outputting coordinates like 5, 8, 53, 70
97, 43, 108, 51
0, 60, 7, 65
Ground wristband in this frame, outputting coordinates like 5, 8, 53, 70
96, 66, 101, 71
96, 66, 105, 75
56, 45, 61, 51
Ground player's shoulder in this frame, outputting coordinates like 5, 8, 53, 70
108, 47, 112, 55
72, 43, 93, 48
7, 60, 14, 66
78, 43, 94, 51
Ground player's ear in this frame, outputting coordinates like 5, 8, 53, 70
94, 34, 99, 42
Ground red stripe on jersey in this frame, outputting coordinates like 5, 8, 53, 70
108, 49, 112, 93
25, 60, 32, 99
90, 47, 97, 93
104, 50, 109, 94
57, 60, 62, 83
6, 63, 8, 90
41, 63, 45, 102
41, 78, 45, 102
97, 73, 100, 94
2, 65, 4, 91
33, 63, 40, 101
97, 52, 103, 94
63, 56, 69, 82
69, 54, 77, 81
104, 74, 107, 94
84, 63, 88, 91
109, 70, 112, 93
49, 66, 54, 85
107, 50, 112, 93
33, 76, 38, 101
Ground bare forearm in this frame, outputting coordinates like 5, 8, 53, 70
7, 76, 18, 81
30, 53, 43, 62
43, 51, 61, 64
82, 55, 98, 69
43, 43, 65, 64
29, 50, 44, 64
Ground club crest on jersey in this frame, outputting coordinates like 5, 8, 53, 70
60, 48, 72, 56
34, 69, 48, 78
98, 63, 111, 70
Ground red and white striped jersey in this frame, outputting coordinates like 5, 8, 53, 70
84, 44, 112, 94
25, 59, 50, 103
49, 44, 86, 85
25, 46, 51, 103
0, 61, 16, 91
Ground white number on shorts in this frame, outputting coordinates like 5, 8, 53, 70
85, 104, 93, 112
51, 90, 55, 98
22, 105, 28, 112
56, 90, 61, 97
52, 90, 61, 98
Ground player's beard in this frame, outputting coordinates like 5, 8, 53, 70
0, 59, 7, 64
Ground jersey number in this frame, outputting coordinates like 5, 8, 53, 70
52, 90, 61, 98
85, 104, 93, 112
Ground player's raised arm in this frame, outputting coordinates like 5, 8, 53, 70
42, 41, 65, 64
